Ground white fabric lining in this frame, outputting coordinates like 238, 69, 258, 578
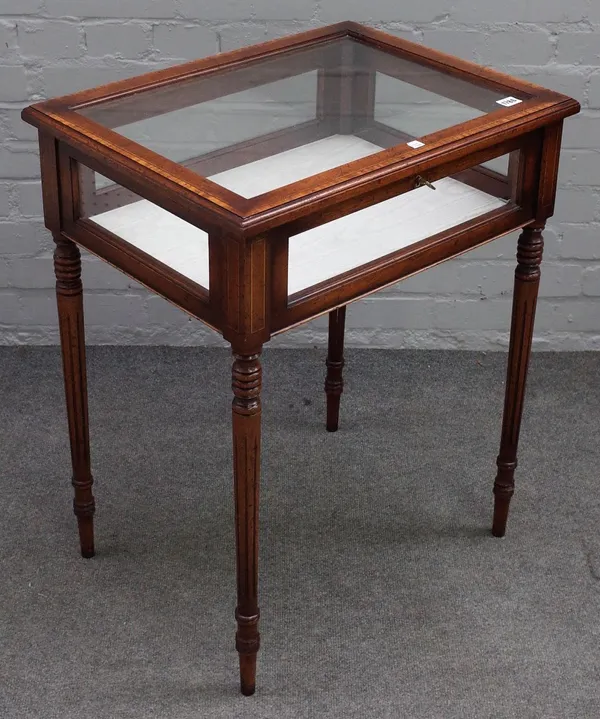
90, 134, 507, 295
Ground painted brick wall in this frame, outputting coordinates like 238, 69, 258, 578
0, 1, 599, 349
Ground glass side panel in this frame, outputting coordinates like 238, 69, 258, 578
74, 36, 528, 199
79, 164, 210, 291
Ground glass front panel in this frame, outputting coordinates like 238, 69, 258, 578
74, 37, 528, 199
287, 147, 518, 297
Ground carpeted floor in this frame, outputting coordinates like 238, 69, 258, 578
1, 347, 599, 719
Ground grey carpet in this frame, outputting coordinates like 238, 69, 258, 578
1, 347, 599, 719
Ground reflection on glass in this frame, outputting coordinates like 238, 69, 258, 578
75, 37, 527, 198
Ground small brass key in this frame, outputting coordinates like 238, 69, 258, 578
414, 175, 436, 190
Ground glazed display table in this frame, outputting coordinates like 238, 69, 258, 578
22, 21, 579, 696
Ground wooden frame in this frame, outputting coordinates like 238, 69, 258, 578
23, 21, 579, 697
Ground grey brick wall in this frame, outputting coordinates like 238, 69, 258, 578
1, 1, 599, 349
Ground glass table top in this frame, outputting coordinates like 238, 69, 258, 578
74, 35, 529, 200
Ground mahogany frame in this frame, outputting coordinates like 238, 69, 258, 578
22, 21, 579, 698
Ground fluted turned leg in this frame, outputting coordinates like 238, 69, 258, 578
232, 350, 262, 695
53, 235, 95, 558
325, 306, 346, 432
492, 224, 544, 538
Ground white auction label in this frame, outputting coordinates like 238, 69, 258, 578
407, 140, 425, 148
497, 96, 523, 107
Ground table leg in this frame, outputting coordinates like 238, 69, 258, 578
325, 306, 346, 432
492, 223, 544, 538
231, 350, 262, 695
53, 235, 95, 558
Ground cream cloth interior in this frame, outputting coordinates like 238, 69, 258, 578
90, 135, 507, 295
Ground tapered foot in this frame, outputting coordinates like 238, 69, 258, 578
492, 505, 509, 538
326, 397, 342, 433
235, 608, 259, 696
239, 653, 257, 696
77, 516, 95, 557
492, 496, 512, 538
492, 461, 516, 537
